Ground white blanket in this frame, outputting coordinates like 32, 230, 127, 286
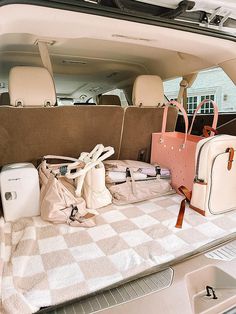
1, 194, 236, 314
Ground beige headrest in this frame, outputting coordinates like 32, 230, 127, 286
99, 95, 121, 106
132, 75, 164, 107
9, 66, 56, 107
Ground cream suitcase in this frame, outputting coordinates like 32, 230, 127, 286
191, 135, 236, 215
0, 163, 40, 222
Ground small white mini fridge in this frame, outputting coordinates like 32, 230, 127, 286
0, 163, 40, 222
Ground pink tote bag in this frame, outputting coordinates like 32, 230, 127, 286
151, 100, 218, 191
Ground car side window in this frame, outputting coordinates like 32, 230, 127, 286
164, 68, 236, 114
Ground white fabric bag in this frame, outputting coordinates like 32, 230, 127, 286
39, 155, 95, 227
68, 145, 115, 209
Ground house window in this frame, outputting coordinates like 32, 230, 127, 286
187, 96, 198, 114
186, 94, 215, 114
199, 95, 215, 114
164, 67, 236, 113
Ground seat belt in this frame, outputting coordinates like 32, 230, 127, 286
177, 73, 198, 111
37, 40, 53, 76
177, 79, 188, 111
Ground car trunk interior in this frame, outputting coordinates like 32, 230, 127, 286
1, 5, 236, 157
1, 3, 236, 314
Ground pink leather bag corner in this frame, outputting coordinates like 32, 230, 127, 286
151, 100, 218, 191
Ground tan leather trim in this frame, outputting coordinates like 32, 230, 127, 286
189, 204, 206, 216
82, 212, 95, 219
226, 147, 234, 171
175, 186, 192, 229
175, 198, 187, 229
203, 125, 218, 138
176, 186, 206, 229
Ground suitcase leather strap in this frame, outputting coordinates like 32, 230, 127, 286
227, 147, 234, 171
175, 186, 207, 228
175, 186, 192, 228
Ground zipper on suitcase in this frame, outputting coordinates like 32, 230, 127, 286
195, 135, 225, 182
208, 149, 236, 215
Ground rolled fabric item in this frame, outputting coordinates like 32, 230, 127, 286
140, 168, 157, 176
106, 171, 126, 183
104, 160, 156, 174
153, 165, 171, 176
106, 171, 147, 184
160, 169, 171, 176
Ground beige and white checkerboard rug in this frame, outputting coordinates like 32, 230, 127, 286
1, 194, 236, 314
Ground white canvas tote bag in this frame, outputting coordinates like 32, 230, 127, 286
39, 155, 95, 227
68, 145, 115, 209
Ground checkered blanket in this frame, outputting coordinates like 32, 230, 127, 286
1, 194, 236, 314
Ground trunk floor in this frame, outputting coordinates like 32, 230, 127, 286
39, 268, 174, 314
1, 194, 236, 314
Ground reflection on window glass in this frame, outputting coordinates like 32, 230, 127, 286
164, 67, 236, 113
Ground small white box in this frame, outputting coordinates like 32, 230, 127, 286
0, 163, 40, 222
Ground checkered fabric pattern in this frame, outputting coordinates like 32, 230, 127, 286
1, 194, 236, 313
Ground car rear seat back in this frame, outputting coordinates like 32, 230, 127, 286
0, 92, 10, 106
0, 66, 123, 165
0, 106, 124, 165
119, 75, 178, 161
98, 95, 121, 106
0, 68, 177, 166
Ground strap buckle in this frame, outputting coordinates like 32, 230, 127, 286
59, 165, 68, 176
126, 167, 131, 178
69, 206, 78, 221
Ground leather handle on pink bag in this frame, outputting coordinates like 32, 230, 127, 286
202, 125, 218, 138
160, 100, 189, 149
188, 99, 219, 136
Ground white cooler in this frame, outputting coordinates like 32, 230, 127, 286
0, 163, 40, 222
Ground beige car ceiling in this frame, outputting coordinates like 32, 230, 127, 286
0, 4, 235, 99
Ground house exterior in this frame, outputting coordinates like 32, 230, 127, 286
164, 67, 236, 113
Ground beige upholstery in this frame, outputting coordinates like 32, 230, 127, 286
119, 106, 178, 161
0, 92, 10, 105
0, 104, 177, 166
0, 106, 124, 166
119, 74, 177, 160
99, 95, 121, 106
132, 75, 164, 107
9, 66, 56, 107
